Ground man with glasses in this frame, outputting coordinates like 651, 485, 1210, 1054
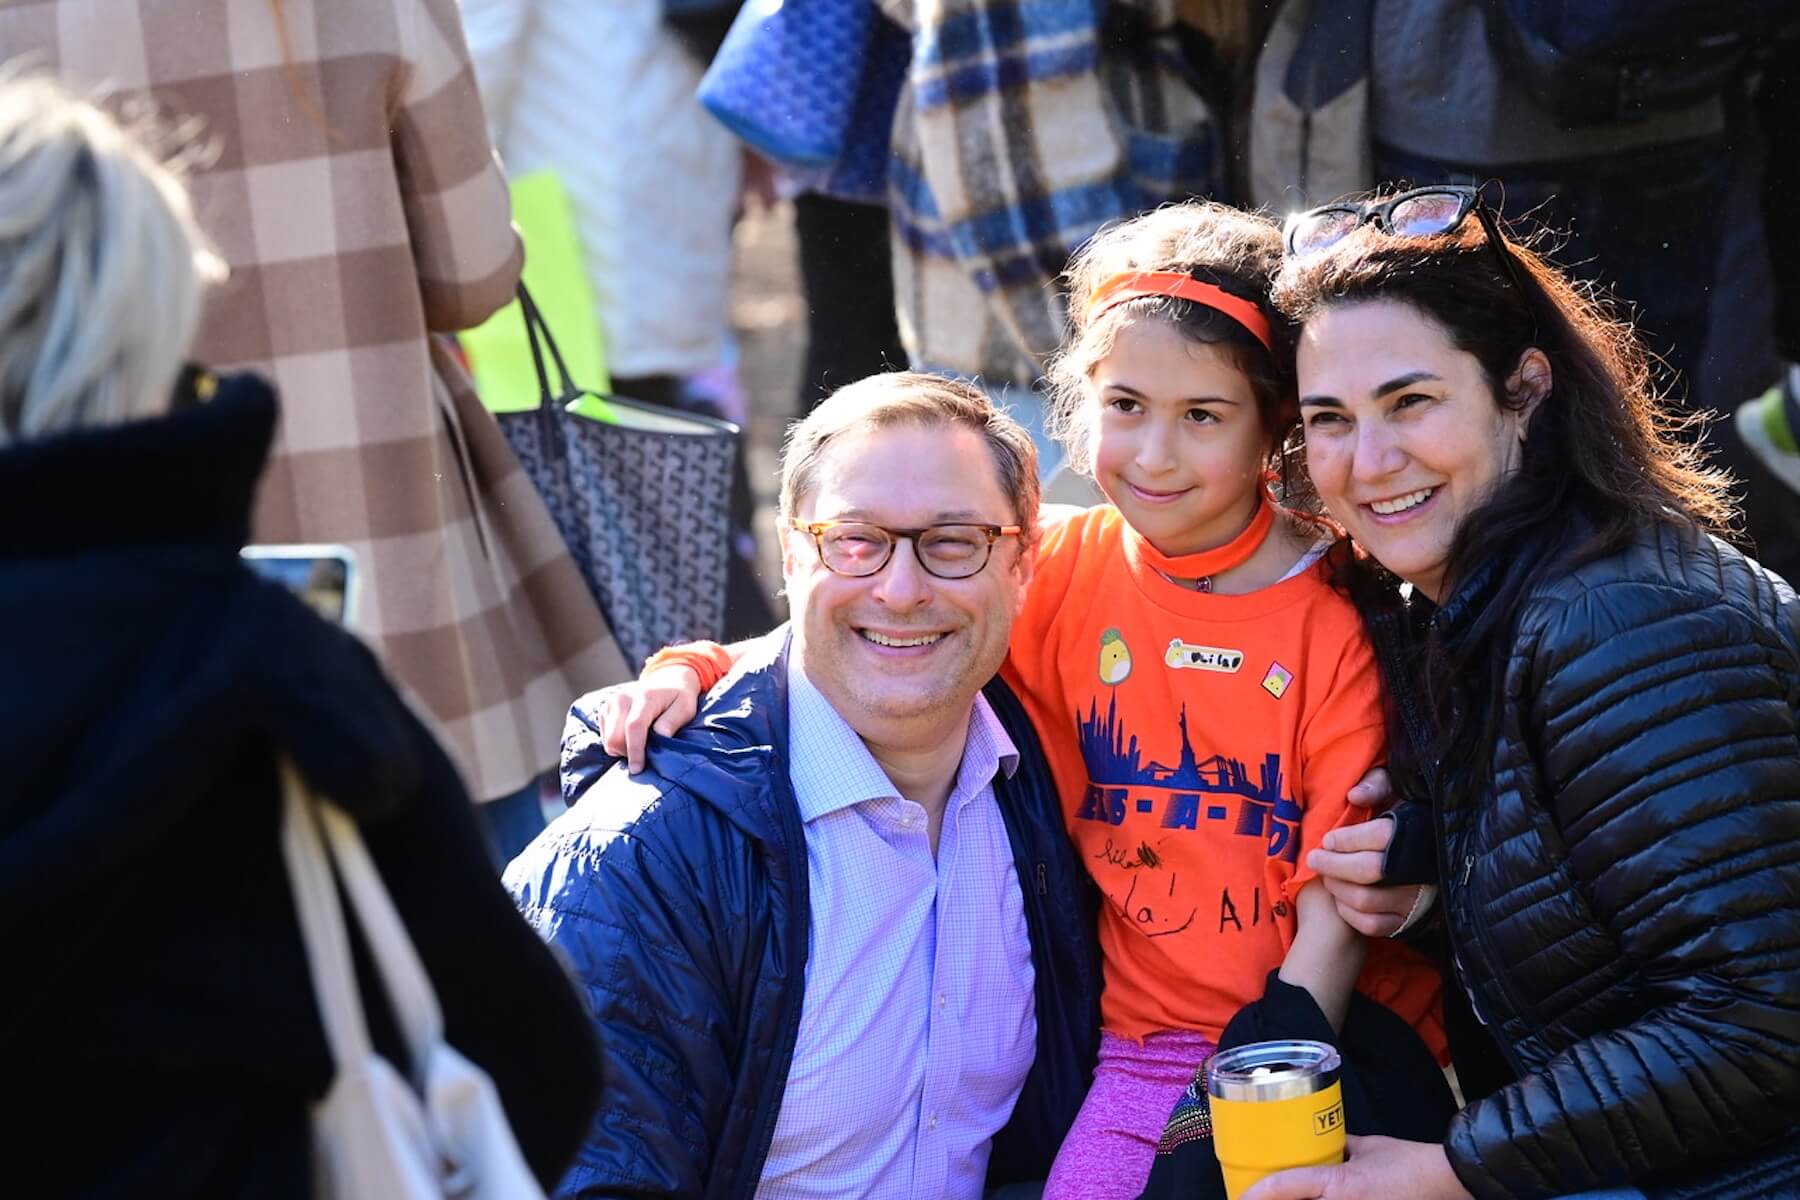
505, 372, 1100, 1198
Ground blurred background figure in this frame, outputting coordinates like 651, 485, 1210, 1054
790, 191, 907, 413
461, 0, 739, 415
1716, 33, 1800, 582
0, 0, 631, 863
462, 0, 777, 636
0, 75, 599, 1197
883, 0, 1245, 479
1364, 0, 1733, 396
695, 0, 1248, 482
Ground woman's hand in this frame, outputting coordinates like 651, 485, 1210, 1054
591, 666, 705, 773
1305, 769, 1431, 937
1307, 820, 1428, 939
1241, 1136, 1471, 1200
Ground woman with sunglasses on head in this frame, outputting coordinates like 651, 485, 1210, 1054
1243, 187, 1800, 1200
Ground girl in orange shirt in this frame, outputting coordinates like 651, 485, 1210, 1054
1012, 202, 1439, 1198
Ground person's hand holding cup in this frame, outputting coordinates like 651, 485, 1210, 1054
1208, 1040, 1346, 1200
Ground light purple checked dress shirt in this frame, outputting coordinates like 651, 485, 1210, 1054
754, 660, 1038, 1200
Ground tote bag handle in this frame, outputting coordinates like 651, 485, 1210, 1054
279, 759, 444, 1088
518, 285, 584, 412
516, 283, 739, 437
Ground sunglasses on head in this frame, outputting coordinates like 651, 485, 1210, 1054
1283, 185, 1530, 295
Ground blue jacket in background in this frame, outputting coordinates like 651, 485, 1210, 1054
506, 629, 1102, 1198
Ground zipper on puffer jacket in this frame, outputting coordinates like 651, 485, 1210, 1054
1433, 795, 1493, 1026
1447, 829, 1528, 1078
1434, 764, 1528, 1078
1428, 771, 1495, 1031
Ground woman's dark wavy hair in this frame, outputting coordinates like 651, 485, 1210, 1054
1271, 196, 1737, 798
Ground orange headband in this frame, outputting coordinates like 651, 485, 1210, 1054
1085, 271, 1274, 351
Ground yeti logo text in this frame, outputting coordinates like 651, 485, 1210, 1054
1164, 639, 1244, 673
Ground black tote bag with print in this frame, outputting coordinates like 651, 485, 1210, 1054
496, 286, 738, 667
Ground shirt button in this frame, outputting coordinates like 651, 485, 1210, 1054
928, 1114, 939, 1131
937, 993, 947, 1010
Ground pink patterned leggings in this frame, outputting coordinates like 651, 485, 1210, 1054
1044, 1028, 1219, 1200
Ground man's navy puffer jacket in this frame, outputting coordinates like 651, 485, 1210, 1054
506, 630, 1102, 1198
1429, 522, 1800, 1199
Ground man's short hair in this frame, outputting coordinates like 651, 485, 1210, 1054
779, 372, 1041, 531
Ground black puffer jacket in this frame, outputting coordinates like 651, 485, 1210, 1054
1426, 522, 1800, 1199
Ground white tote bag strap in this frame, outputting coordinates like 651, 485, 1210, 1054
280, 758, 379, 1076
314, 796, 446, 1078
280, 757, 444, 1086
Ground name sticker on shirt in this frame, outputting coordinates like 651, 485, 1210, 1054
1164, 638, 1244, 673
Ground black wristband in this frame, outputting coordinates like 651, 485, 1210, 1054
1378, 801, 1438, 886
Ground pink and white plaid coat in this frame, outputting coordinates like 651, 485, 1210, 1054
1, 0, 630, 799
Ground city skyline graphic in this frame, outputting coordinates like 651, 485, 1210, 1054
1078, 691, 1288, 803
1073, 691, 1302, 861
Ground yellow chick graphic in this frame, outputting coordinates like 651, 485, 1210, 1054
1098, 628, 1132, 686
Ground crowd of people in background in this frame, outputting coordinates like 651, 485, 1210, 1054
1, 0, 1797, 1197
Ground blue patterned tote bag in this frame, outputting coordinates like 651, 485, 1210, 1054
496, 287, 737, 667
698, 0, 874, 167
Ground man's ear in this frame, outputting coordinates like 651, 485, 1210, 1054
780, 524, 804, 582
1013, 524, 1039, 592
1506, 348, 1553, 428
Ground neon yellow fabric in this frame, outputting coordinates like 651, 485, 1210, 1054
1756, 385, 1799, 455
463, 170, 613, 416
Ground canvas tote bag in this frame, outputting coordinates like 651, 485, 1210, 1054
280, 761, 545, 1199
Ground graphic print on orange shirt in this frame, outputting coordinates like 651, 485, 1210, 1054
1073, 677, 1308, 955
1077, 691, 1303, 871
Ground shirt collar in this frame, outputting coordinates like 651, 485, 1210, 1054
786, 657, 1019, 825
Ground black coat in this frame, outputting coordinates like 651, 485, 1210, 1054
1421, 522, 1800, 1199
508, 630, 1104, 1198
0, 376, 600, 1197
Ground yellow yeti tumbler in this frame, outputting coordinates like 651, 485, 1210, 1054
1207, 1039, 1346, 1199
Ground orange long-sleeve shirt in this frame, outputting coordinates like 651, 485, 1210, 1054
1003, 506, 1443, 1050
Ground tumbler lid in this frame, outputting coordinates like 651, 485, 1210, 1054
1207, 1040, 1341, 1102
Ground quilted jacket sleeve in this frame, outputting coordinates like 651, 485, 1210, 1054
505, 775, 747, 1198
1446, 577, 1800, 1196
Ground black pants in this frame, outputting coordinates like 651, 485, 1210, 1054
1702, 68, 1800, 584
793, 193, 907, 413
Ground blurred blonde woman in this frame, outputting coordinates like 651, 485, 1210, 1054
0, 77, 599, 1196
0, 0, 631, 860
0, 78, 222, 439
